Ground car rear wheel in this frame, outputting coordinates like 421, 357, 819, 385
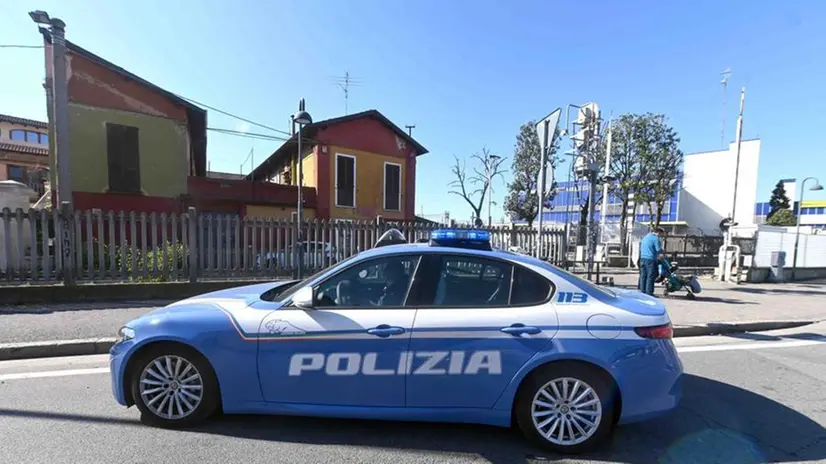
515, 363, 616, 454
130, 345, 219, 428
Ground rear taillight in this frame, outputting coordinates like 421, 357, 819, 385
634, 323, 673, 339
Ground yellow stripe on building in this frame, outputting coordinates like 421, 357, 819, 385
801, 200, 826, 208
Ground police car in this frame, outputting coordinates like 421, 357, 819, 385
110, 228, 682, 454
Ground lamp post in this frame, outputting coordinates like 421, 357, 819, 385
30, 10, 71, 206
487, 153, 501, 227
791, 177, 823, 281
292, 99, 312, 279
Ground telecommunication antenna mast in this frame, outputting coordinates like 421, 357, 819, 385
721, 68, 731, 149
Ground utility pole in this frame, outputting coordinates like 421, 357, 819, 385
599, 115, 613, 244
721, 87, 745, 281
721, 68, 731, 149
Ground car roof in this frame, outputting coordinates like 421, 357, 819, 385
353, 242, 616, 301
358, 242, 544, 268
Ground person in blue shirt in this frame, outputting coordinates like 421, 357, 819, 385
638, 227, 665, 296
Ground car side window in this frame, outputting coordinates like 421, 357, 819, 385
428, 255, 513, 307
511, 265, 553, 305
314, 255, 421, 308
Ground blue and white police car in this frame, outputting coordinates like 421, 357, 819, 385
110, 228, 682, 454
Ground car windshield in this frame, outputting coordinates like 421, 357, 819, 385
264, 254, 359, 302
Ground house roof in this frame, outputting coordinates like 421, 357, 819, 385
38, 28, 208, 176
0, 114, 47, 129
247, 109, 428, 180
0, 142, 49, 156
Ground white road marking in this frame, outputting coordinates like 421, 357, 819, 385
0, 337, 823, 382
0, 367, 109, 381
677, 339, 825, 353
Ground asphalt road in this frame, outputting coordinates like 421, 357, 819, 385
0, 324, 825, 464
0, 300, 170, 343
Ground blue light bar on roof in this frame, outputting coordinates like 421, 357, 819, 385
429, 229, 492, 250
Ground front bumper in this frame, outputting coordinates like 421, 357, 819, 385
109, 339, 136, 406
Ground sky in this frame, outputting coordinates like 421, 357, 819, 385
2, 0, 825, 221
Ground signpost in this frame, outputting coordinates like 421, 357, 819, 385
535, 109, 561, 258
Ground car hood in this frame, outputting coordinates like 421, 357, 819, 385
141, 280, 298, 319
609, 287, 667, 316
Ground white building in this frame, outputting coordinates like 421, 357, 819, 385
679, 139, 761, 234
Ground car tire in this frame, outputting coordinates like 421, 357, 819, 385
129, 344, 220, 429
515, 362, 616, 454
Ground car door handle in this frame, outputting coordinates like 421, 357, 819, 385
367, 325, 406, 338
500, 324, 541, 336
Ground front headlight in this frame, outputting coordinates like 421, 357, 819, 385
118, 326, 135, 342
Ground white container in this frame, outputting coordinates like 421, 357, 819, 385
0, 180, 36, 273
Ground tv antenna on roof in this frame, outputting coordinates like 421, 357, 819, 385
331, 71, 364, 115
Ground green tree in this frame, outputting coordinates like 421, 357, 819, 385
504, 121, 559, 227
634, 113, 683, 228
448, 148, 507, 224
766, 208, 796, 226
767, 181, 792, 220
604, 114, 646, 251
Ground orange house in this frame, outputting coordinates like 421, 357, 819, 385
248, 110, 428, 221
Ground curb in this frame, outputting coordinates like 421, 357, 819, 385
0, 338, 118, 361
0, 320, 817, 361
672, 320, 815, 338
0, 280, 285, 306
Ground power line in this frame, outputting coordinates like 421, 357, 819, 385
207, 127, 318, 144
0, 44, 43, 49
176, 94, 293, 137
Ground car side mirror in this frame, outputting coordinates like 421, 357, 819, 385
292, 286, 315, 310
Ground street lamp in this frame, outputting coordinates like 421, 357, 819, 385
292, 98, 312, 278
791, 177, 823, 281
30, 10, 71, 207
487, 153, 501, 227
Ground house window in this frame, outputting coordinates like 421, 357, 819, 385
335, 154, 356, 208
8, 165, 25, 182
106, 123, 141, 194
384, 162, 401, 211
8, 129, 47, 144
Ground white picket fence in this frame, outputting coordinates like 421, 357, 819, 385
0, 206, 567, 285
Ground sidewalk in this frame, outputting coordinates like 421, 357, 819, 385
1, 276, 824, 360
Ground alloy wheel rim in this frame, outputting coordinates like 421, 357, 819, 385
531, 377, 602, 446
139, 355, 203, 420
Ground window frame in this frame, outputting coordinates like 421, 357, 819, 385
305, 252, 425, 310
413, 253, 556, 310
9, 130, 26, 142
334, 153, 357, 208
383, 161, 402, 212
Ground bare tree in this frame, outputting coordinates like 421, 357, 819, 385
449, 148, 508, 225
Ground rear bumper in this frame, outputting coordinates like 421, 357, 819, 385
615, 339, 683, 424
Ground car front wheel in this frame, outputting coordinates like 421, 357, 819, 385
130, 345, 219, 428
515, 363, 616, 454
